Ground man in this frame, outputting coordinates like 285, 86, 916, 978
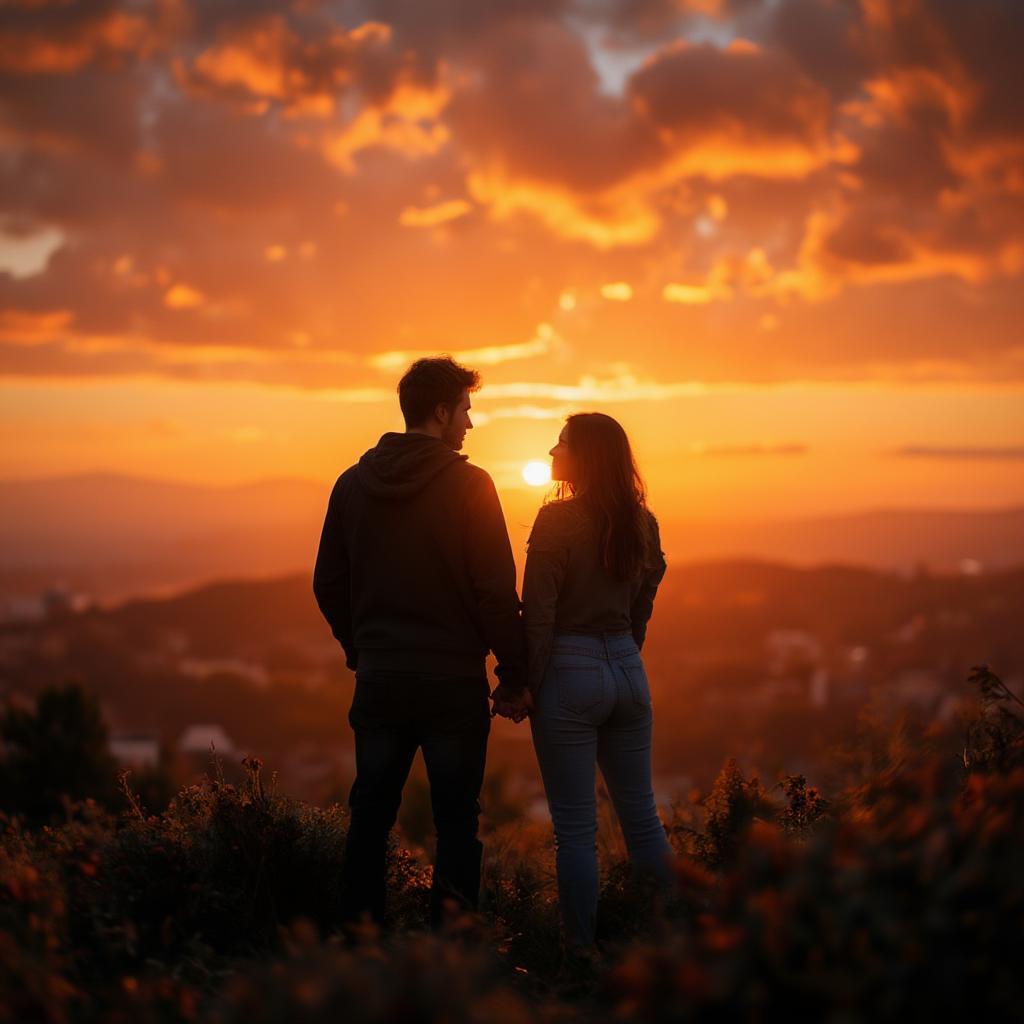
313, 356, 531, 929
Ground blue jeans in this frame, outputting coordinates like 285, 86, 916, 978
530, 632, 674, 949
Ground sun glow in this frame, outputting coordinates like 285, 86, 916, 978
522, 460, 552, 487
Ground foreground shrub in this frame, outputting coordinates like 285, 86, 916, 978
610, 757, 1024, 1020
0, 685, 121, 828
3, 668, 1024, 1022
209, 924, 537, 1024
85, 756, 349, 970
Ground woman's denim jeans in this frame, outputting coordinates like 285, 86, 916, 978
530, 632, 675, 949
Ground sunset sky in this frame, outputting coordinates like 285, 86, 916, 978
1, 0, 1022, 522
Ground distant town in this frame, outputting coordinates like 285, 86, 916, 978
1, 561, 1021, 815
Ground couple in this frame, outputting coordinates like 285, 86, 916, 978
313, 356, 673, 953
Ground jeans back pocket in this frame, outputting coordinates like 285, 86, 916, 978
555, 664, 604, 715
623, 663, 652, 708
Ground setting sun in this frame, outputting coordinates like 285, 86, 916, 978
522, 460, 552, 487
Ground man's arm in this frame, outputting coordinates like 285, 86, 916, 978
464, 470, 527, 694
312, 477, 358, 671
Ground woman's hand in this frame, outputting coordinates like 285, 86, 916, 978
490, 684, 534, 723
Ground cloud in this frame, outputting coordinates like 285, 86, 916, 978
689, 442, 809, 457
466, 170, 662, 248
368, 323, 562, 371
177, 16, 398, 118
893, 446, 1024, 461
0, 3, 153, 76
398, 198, 472, 227
448, 26, 852, 247
484, 371, 722, 402
600, 281, 633, 300
0, 0, 1021, 394
469, 403, 571, 426
628, 40, 843, 177
163, 284, 204, 310
0, 308, 73, 344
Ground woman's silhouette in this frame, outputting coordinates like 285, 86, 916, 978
524, 412, 674, 956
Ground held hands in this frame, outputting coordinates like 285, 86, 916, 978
490, 684, 534, 724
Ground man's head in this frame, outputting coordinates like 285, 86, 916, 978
398, 356, 480, 451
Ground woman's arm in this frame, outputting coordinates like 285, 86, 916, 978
522, 506, 569, 695
630, 513, 667, 650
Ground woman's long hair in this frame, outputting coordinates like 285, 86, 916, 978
555, 412, 654, 581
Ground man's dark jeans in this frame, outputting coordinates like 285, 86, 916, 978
340, 671, 491, 928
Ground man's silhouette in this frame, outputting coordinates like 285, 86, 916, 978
313, 356, 528, 928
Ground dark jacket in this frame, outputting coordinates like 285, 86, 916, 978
522, 498, 666, 694
313, 432, 526, 690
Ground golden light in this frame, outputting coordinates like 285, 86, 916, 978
522, 460, 551, 487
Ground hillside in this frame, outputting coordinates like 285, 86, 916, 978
2, 474, 1023, 608
2, 561, 1021, 801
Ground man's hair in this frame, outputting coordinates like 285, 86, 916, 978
398, 356, 480, 428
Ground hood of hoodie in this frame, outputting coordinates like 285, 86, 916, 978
356, 432, 468, 499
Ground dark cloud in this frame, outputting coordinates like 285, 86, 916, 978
446, 18, 653, 194
154, 100, 343, 212
764, 0, 867, 100
358, 0, 566, 57
572, 0, 763, 42
628, 40, 831, 149
0, 0, 149, 74
0, 64, 145, 162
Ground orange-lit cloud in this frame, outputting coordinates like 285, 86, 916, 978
893, 446, 1024, 461
163, 284, 205, 310
369, 324, 562, 371
0, 309, 74, 344
398, 199, 472, 228
0, 8, 151, 75
600, 282, 633, 301
0, 0, 1021, 402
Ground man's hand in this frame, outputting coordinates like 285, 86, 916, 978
490, 685, 534, 724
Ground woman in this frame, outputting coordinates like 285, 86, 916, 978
524, 412, 675, 955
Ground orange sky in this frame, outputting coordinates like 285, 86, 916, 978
1, 0, 1022, 521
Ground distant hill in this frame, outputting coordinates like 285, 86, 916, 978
0, 473, 328, 602
664, 507, 1024, 574
0, 473, 1022, 606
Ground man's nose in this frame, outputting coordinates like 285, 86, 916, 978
466, 417, 473, 429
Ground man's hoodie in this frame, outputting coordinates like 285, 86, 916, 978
313, 432, 526, 690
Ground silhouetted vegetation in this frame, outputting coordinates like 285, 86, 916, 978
0, 684, 121, 827
2, 667, 1023, 1021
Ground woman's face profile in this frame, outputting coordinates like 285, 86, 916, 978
549, 426, 572, 482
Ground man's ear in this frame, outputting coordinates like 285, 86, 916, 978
434, 402, 451, 426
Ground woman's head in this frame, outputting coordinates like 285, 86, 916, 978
549, 412, 653, 580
